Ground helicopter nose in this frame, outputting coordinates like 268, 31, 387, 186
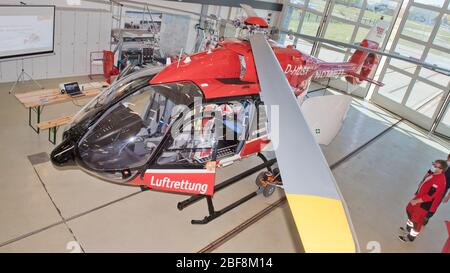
50, 138, 76, 167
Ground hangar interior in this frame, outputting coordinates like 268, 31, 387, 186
0, 0, 449, 253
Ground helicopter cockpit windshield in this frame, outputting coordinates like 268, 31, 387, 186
51, 65, 256, 184
51, 79, 203, 181
67, 66, 164, 129
75, 82, 203, 181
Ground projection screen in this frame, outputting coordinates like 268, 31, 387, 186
0, 5, 55, 60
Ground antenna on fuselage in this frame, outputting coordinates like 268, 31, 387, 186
177, 48, 184, 68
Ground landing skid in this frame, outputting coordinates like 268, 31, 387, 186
177, 153, 277, 225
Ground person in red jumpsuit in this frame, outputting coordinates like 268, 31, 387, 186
399, 159, 448, 242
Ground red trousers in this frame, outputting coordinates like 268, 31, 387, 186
406, 203, 428, 232
442, 221, 450, 253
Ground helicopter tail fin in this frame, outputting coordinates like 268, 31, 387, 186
363, 17, 390, 47
345, 18, 389, 85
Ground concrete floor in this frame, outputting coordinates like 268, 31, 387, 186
0, 78, 449, 253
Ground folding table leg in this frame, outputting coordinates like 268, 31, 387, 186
28, 106, 43, 134
48, 127, 58, 145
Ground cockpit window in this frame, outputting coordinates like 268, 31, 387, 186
156, 100, 254, 166
69, 66, 164, 127
76, 82, 202, 181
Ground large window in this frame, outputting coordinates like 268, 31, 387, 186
319, 0, 400, 63
435, 15, 450, 49
372, 0, 450, 135
402, 6, 439, 42
331, 1, 362, 22
282, 5, 304, 31
435, 100, 450, 137
280, 0, 450, 137
378, 68, 412, 103
413, 0, 446, 8
394, 38, 426, 63
279, 0, 329, 53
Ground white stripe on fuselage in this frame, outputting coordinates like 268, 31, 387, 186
284, 64, 345, 79
284, 64, 315, 76
313, 69, 346, 79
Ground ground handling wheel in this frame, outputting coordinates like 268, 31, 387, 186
255, 169, 281, 198
263, 184, 276, 197
255, 171, 269, 187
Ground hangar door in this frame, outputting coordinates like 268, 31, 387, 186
371, 0, 450, 135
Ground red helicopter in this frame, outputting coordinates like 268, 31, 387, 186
50, 4, 436, 252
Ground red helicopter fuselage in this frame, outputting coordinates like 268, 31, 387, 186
50, 35, 381, 196
150, 38, 379, 101
125, 37, 380, 190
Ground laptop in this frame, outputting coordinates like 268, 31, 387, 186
64, 82, 84, 97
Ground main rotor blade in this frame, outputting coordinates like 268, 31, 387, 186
240, 4, 258, 17
281, 30, 450, 76
249, 32, 358, 253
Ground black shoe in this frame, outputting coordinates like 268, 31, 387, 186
399, 227, 408, 234
398, 235, 410, 242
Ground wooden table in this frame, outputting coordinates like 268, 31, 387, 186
15, 82, 109, 134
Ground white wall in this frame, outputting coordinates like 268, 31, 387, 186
0, 1, 111, 83
0, 0, 283, 83
1, 0, 106, 10
0, 0, 204, 83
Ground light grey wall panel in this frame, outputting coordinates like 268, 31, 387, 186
32, 55, 48, 80
60, 10, 76, 76
47, 9, 63, 78
0, 60, 17, 82
74, 11, 89, 75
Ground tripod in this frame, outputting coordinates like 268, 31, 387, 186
9, 58, 43, 95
